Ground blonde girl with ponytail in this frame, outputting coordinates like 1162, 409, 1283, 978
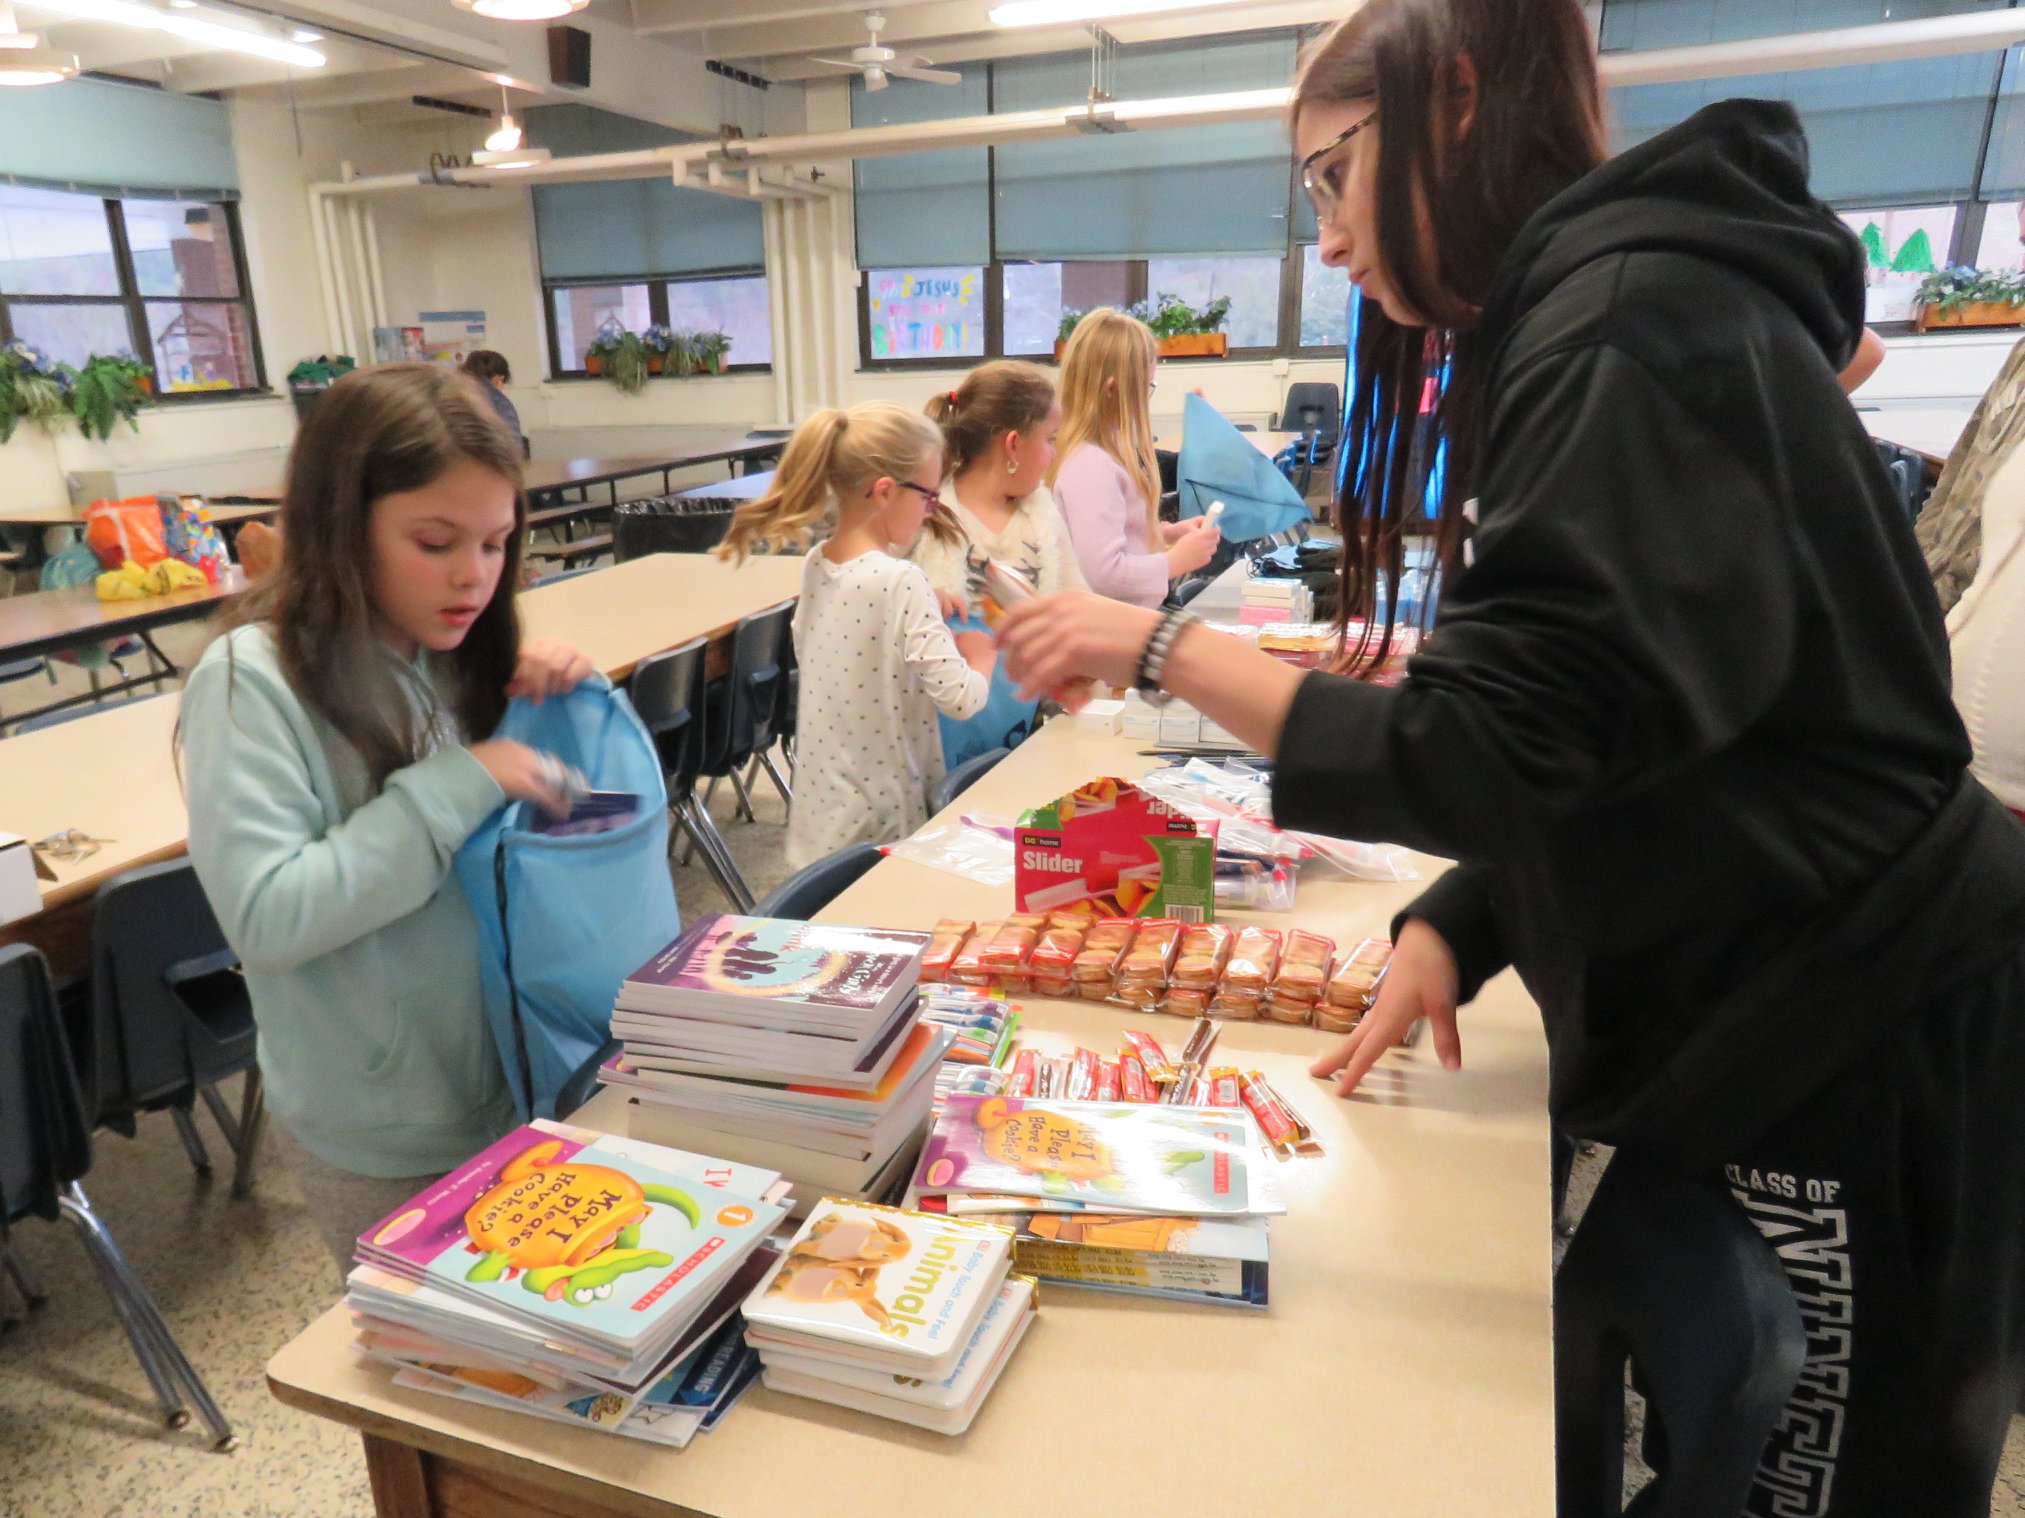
1048, 308, 1220, 608
915, 360, 1085, 618
716, 401, 994, 867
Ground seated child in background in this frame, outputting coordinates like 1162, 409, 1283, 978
715, 402, 994, 869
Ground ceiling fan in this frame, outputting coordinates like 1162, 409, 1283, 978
809, 12, 961, 90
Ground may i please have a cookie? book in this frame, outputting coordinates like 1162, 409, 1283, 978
740, 1201, 1016, 1386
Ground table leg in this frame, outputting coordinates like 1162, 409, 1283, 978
363, 1433, 433, 1518
362, 1434, 672, 1518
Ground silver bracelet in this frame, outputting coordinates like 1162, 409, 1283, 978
1133, 608, 1198, 709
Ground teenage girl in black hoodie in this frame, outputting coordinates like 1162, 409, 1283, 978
996, 2, 2025, 1512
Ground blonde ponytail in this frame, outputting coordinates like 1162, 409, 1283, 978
716, 401, 943, 562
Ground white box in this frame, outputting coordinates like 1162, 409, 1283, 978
1199, 720, 1246, 751
1120, 695, 1161, 742
0, 833, 43, 926
1157, 704, 1202, 747
1074, 699, 1125, 736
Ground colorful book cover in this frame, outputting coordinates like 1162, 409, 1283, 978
1014, 778, 1217, 920
740, 1201, 1011, 1365
911, 1097, 1256, 1216
623, 915, 928, 1014
357, 1124, 786, 1350
609, 1023, 952, 1112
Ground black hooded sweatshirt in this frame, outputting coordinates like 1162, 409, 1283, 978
1270, 99, 2025, 1172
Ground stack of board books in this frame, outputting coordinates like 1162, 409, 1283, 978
905, 1094, 1279, 1308
346, 1117, 789, 1446
600, 916, 950, 1210
741, 1200, 1036, 1434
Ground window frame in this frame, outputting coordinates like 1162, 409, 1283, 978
543, 267, 776, 380
0, 193, 268, 403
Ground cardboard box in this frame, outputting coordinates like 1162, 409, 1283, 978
1157, 704, 1202, 747
1120, 696, 1161, 742
1015, 778, 1216, 921
1073, 699, 1125, 737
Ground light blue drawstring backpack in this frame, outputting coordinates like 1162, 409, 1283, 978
454, 675, 679, 1120
938, 609, 1037, 771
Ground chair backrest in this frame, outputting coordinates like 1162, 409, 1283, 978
1282, 382, 1343, 446
87, 858, 253, 1130
13, 691, 158, 736
752, 842, 886, 920
0, 944, 92, 1229
930, 746, 1010, 815
627, 637, 710, 802
721, 600, 795, 766
776, 635, 799, 744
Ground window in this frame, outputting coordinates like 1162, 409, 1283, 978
1146, 255, 1283, 349
864, 266, 986, 362
1839, 205, 1959, 323
1299, 245, 1354, 349
0, 183, 263, 393
665, 275, 773, 368
547, 277, 773, 375
1975, 201, 2025, 270
1002, 261, 1141, 356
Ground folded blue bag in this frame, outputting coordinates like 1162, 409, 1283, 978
1176, 392, 1314, 544
454, 675, 679, 1119
938, 610, 1037, 770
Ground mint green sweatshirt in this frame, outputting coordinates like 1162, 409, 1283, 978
180, 624, 518, 1179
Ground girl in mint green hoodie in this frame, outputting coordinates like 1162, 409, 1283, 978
180, 364, 593, 1265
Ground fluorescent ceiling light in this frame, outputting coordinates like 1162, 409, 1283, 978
471, 144, 549, 167
452, 0, 585, 21
989, 0, 1222, 24
23, 0, 327, 66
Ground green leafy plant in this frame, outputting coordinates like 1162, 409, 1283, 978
1916, 265, 2025, 313
690, 330, 733, 374
69, 354, 152, 442
590, 328, 651, 394
1058, 295, 1232, 344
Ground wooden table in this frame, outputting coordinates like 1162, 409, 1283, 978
0, 567, 249, 711
1158, 429, 1303, 459
0, 553, 803, 979
1863, 408, 1974, 473
267, 721, 1556, 1518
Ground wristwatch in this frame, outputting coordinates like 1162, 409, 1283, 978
1133, 607, 1199, 709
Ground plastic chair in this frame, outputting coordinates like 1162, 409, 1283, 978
752, 842, 884, 921
628, 637, 756, 912
0, 943, 235, 1449
697, 601, 794, 827
86, 860, 265, 1198
1278, 381, 1343, 495
930, 746, 1010, 815
1555, 1151, 1805, 1518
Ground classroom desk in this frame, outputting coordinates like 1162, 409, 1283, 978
1157, 429, 1303, 459
0, 502, 277, 530
0, 553, 803, 979
266, 719, 1557, 1518
0, 566, 248, 671
1863, 407, 1974, 473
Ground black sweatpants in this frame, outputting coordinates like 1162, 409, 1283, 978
1720, 944, 2025, 1518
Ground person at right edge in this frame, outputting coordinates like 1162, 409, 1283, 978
989, 3, 2025, 1513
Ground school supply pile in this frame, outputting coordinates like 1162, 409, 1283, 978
741, 1200, 1035, 1434
903, 1029, 1288, 1307
917, 982, 1022, 1107
344, 1117, 788, 1447
600, 915, 948, 1207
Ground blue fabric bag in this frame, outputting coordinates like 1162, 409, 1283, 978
1176, 392, 1314, 543
454, 676, 678, 1120
938, 611, 1037, 770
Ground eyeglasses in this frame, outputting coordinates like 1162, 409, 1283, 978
896, 480, 940, 503
1300, 109, 1377, 227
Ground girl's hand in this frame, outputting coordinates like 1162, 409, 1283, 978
997, 592, 1160, 699
469, 740, 577, 817
1310, 918, 1462, 1095
1159, 520, 1194, 546
935, 588, 967, 622
952, 627, 998, 678
507, 638, 594, 704
1165, 518, 1221, 576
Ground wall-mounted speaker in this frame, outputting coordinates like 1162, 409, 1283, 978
548, 25, 590, 89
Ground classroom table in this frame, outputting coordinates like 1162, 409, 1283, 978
0, 566, 249, 709
0, 502, 277, 530
1157, 429, 1303, 459
1863, 407, 1974, 473
0, 552, 804, 980
265, 719, 1557, 1518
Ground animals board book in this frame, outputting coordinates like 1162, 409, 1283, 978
910, 1096, 1259, 1217
740, 1200, 1012, 1379
355, 1123, 788, 1355
618, 915, 928, 1024
1014, 777, 1216, 921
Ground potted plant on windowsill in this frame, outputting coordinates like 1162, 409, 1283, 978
70, 353, 154, 442
1052, 295, 1233, 360
691, 330, 733, 375
1914, 266, 2025, 332
587, 324, 651, 394
642, 324, 675, 376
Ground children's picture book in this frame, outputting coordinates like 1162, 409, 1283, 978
619, 916, 928, 1023
910, 1096, 1259, 1217
356, 1123, 787, 1353
740, 1201, 1012, 1378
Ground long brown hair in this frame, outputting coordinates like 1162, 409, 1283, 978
715, 401, 942, 562
922, 360, 1057, 548
1047, 309, 1162, 544
1293, 0, 1606, 668
207, 363, 526, 791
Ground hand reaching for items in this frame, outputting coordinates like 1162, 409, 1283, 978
507, 638, 594, 704
996, 592, 1160, 701
469, 740, 582, 818
1310, 918, 1462, 1096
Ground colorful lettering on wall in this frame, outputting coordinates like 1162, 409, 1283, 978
867, 269, 979, 359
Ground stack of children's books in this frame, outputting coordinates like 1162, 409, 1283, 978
345, 1117, 789, 1447
905, 1089, 1279, 1308
598, 916, 951, 1209
741, 1199, 1036, 1434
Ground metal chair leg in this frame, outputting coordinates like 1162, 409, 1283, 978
198, 1067, 267, 1198
170, 1106, 213, 1176
760, 749, 794, 807
5, 1248, 48, 1307
728, 766, 757, 824
60, 1183, 236, 1451
61, 1187, 192, 1431
682, 799, 755, 912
